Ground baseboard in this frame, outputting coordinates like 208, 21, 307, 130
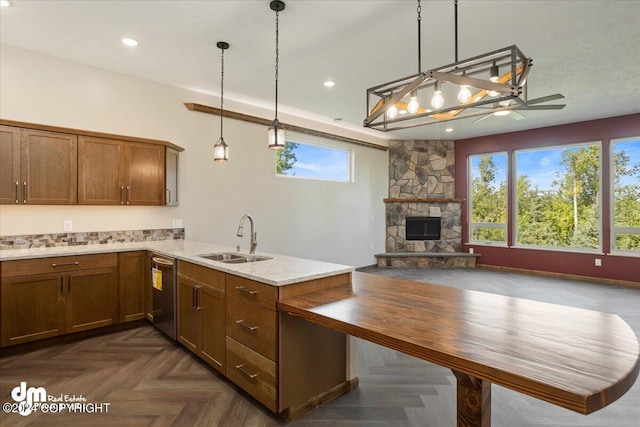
476, 264, 640, 289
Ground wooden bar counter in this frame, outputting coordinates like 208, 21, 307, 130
278, 272, 640, 426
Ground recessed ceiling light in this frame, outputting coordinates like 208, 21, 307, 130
445, 128, 453, 132
121, 38, 138, 47
0, 1, 11, 7
323, 80, 335, 88
493, 110, 511, 116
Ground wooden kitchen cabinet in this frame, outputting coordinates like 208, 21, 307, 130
119, 251, 147, 322
78, 136, 165, 206
177, 261, 226, 374
0, 125, 77, 205
0, 273, 66, 347
0, 254, 118, 347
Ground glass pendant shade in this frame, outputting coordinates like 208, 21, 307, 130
214, 138, 229, 162
268, 119, 286, 150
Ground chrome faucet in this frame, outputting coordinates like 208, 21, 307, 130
237, 214, 257, 255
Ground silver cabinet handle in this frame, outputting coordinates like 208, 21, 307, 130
165, 188, 171, 205
235, 286, 258, 295
193, 286, 202, 310
235, 320, 258, 332
15, 181, 19, 204
51, 262, 79, 267
23, 181, 27, 204
235, 364, 259, 379
120, 186, 125, 205
126, 186, 131, 205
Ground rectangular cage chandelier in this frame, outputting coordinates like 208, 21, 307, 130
364, 45, 532, 131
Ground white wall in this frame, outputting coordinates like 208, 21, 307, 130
0, 44, 389, 267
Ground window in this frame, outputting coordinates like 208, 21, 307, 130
611, 137, 640, 254
514, 142, 601, 251
275, 139, 352, 182
469, 152, 508, 244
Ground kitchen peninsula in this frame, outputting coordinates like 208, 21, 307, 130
0, 239, 356, 419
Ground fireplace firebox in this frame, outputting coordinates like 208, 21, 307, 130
406, 217, 441, 240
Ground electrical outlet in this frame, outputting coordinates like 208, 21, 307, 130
595, 258, 602, 267
172, 219, 183, 228
370, 243, 374, 250
63, 220, 72, 232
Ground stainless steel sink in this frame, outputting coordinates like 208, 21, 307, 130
198, 252, 271, 264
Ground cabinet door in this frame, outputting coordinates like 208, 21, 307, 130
0, 125, 21, 204
177, 276, 200, 353
125, 142, 165, 206
20, 128, 77, 205
119, 251, 146, 322
66, 267, 118, 333
165, 148, 179, 206
78, 136, 125, 205
200, 286, 225, 374
1, 273, 66, 347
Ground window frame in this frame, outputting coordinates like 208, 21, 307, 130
512, 141, 603, 254
274, 136, 354, 183
610, 136, 640, 257
467, 151, 509, 246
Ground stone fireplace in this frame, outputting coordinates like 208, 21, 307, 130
376, 140, 477, 268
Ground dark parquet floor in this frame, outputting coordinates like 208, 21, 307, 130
1, 267, 638, 426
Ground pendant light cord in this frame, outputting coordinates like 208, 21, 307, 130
220, 46, 224, 138
454, 0, 458, 62
417, 0, 421, 73
275, 9, 280, 120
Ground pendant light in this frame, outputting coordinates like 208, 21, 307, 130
213, 41, 230, 162
268, 0, 286, 150
488, 62, 500, 97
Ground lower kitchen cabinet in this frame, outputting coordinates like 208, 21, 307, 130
177, 261, 225, 374
0, 254, 118, 347
119, 251, 147, 322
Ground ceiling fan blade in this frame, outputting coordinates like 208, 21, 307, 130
510, 111, 526, 120
522, 104, 566, 110
473, 114, 493, 123
527, 94, 565, 105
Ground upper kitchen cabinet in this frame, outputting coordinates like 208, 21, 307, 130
78, 137, 165, 205
0, 125, 77, 205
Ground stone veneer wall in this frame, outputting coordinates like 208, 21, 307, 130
0, 228, 185, 250
389, 140, 455, 198
386, 139, 461, 254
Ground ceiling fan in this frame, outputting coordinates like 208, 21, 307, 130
473, 94, 566, 123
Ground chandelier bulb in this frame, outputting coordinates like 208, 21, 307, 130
457, 85, 471, 103
407, 91, 419, 114
387, 104, 399, 119
488, 62, 500, 97
431, 82, 444, 109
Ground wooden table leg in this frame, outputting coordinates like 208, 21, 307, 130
452, 370, 491, 427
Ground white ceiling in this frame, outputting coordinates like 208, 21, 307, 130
1, 0, 639, 141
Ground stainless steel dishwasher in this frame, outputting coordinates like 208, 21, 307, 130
150, 254, 177, 340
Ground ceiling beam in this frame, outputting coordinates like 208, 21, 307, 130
184, 103, 388, 151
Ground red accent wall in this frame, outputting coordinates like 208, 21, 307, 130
454, 113, 640, 283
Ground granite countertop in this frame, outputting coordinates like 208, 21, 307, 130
0, 240, 354, 287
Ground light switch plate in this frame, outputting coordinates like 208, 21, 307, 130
63, 220, 73, 232
172, 219, 183, 228
595, 258, 602, 267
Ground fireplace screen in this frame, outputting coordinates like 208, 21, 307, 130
406, 216, 441, 240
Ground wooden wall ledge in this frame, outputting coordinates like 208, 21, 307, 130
384, 198, 465, 204
184, 103, 388, 151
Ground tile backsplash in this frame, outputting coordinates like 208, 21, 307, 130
0, 228, 185, 250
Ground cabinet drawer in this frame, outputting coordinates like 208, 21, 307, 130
226, 336, 277, 412
226, 295, 276, 360
178, 261, 225, 291
1, 253, 118, 277
226, 274, 277, 310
